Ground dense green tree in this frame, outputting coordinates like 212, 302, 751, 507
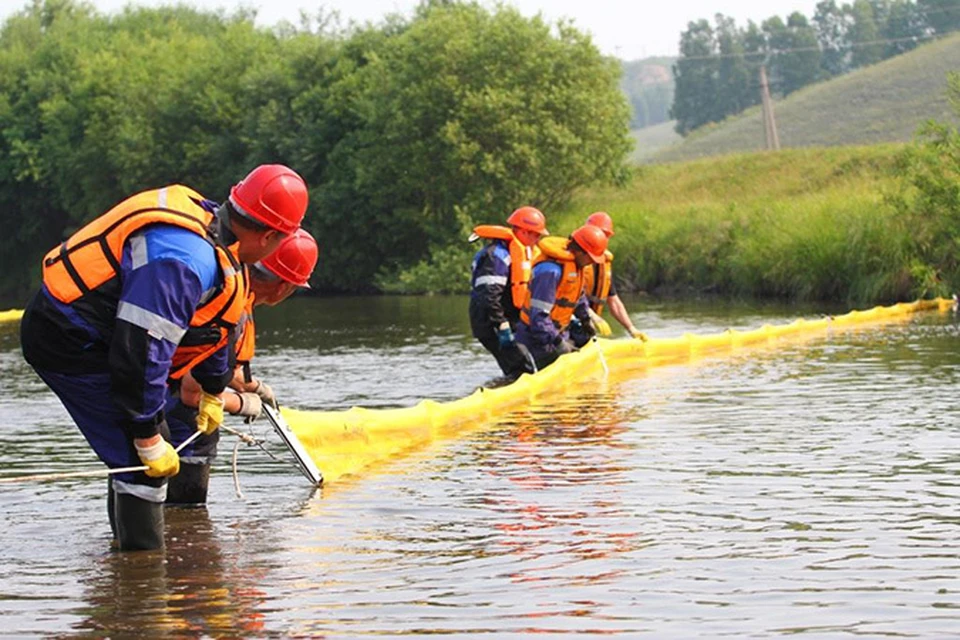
894, 71, 960, 292
917, 0, 960, 34
779, 12, 822, 95
883, 0, 928, 56
848, 0, 885, 67
0, 0, 631, 299
671, 19, 718, 134
814, 0, 851, 77
295, 2, 633, 290
715, 15, 754, 117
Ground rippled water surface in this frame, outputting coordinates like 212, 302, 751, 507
2, 295, 959, 637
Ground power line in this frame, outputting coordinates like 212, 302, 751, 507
673, 3, 960, 62
676, 30, 952, 62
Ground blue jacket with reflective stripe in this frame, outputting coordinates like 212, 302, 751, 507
470, 239, 515, 327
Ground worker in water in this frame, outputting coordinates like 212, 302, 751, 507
19, 164, 309, 551
570, 211, 649, 347
468, 206, 548, 382
515, 224, 609, 370
166, 229, 319, 505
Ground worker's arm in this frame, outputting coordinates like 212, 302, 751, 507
607, 293, 647, 340
110, 229, 216, 441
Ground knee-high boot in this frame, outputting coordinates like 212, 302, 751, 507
112, 487, 165, 551
165, 462, 211, 506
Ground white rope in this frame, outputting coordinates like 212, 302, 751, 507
0, 430, 203, 485
230, 439, 244, 500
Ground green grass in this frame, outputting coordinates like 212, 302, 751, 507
393, 143, 948, 303
653, 34, 960, 163
548, 144, 937, 303
630, 121, 682, 163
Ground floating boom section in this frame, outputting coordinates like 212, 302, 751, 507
0, 309, 23, 323
283, 298, 953, 484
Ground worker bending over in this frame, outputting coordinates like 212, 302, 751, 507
515, 224, 609, 370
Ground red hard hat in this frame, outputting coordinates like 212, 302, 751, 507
570, 224, 609, 263
229, 164, 308, 234
507, 206, 549, 235
260, 229, 318, 287
586, 211, 615, 237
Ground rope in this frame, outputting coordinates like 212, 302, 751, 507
0, 430, 203, 485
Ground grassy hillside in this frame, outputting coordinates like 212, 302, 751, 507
653, 34, 960, 163
630, 121, 681, 163
548, 144, 944, 303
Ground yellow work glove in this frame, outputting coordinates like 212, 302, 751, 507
630, 328, 649, 342
134, 435, 180, 478
587, 308, 612, 337
196, 391, 225, 436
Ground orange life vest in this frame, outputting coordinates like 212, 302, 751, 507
41, 185, 249, 379
582, 251, 614, 314
520, 236, 584, 332
471, 225, 538, 310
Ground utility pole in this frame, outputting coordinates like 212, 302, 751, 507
759, 64, 780, 151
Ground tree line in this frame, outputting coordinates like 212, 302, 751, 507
671, 0, 960, 135
0, 0, 632, 303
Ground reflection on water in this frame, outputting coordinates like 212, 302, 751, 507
1, 295, 960, 636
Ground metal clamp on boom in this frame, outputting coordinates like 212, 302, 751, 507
262, 405, 324, 487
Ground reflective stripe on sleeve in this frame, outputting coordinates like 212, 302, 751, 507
129, 234, 149, 269
475, 275, 508, 287
530, 298, 554, 312
117, 301, 187, 343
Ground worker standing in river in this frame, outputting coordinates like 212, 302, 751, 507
468, 206, 548, 382
19, 164, 308, 551
515, 224, 609, 370
570, 211, 649, 347
166, 229, 319, 505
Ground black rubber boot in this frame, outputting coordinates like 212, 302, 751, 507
165, 462, 211, 506
107, 478, 118, 542
113, 490, 165, 551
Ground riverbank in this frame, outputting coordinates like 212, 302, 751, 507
543, 143, 946, 304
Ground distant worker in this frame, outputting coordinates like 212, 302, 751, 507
571, 211, 648, 346
515, 224, 609, 370
166, 229, 319, 505
20, 164, 308, 551
468, 206, 547, 382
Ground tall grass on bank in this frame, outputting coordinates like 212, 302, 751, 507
551, 144, 940, 303
388, 143, 948, 303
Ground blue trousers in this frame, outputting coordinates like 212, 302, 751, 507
32, 368, 167, 502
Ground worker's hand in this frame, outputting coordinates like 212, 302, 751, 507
134, 435, 180, 478
587, 308, 612, 337
496, 322, 515, 348
196, 391, 225, 436
253, 379, 278, 409
236, 392, 263, 422
630, 328, 649, 342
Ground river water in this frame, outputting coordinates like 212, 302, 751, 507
1, 295, 959, 637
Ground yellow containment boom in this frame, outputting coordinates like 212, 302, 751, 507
283, 298, 954, 484
0, 309, 23, 323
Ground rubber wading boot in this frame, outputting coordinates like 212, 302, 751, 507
113, 490, 165, 551
165, 462, 211, 506
107, 478, 118, 548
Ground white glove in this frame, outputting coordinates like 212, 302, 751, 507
235, 392, 263, 421
253, 380, 278, 409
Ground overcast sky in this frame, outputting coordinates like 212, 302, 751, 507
0, 0, 823, 59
